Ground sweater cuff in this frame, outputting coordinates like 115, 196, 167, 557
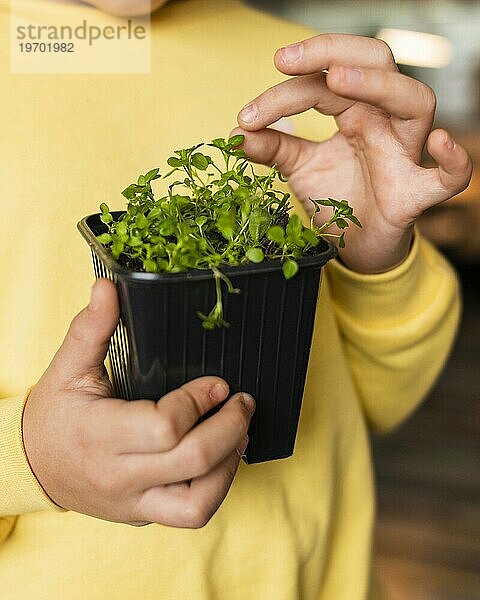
326, 233, 457, 327
0, 391, 63, 515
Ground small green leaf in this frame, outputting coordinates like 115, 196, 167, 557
349, 214, 362, 228
143, 259, 158, 272
122, 184, 137, 199
116, 221, 127, 236
191, 153, 209, 170
216, 212, 235, 240
111, 241, 124, 259
177, 222, 192, 237
228, 134, 245, 147
96, 233, 112, 245
338, 233, 346, 248
198, 314, 216, 330
209, 138, 226, 149
249, 208, 271, 242
159, 219, 176, 236
167, 157, 183, 168
302, 228, 320, 247
246, 247, 264, 263
235, 186, 250, 201
135, 214, 149, 229
171, 194, 190, 209
336, 218, 348, 229
100, 212, 113, 224
286, 214, 302, 237
147, 207, 162, 220
100, 202, 110, 214
282, 259, 299, 280
129, 236, 143, 247
232, 149, 247, 158
267, 225, 285, 245
156, 258, 169, 271
145, 168, 160, 182
137, 175, 146, 186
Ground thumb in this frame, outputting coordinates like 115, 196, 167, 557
50, 279, 120, 385
230, 126, 316, 177
422, 128, 473, 208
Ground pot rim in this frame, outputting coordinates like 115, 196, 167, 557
78, 212, 338, 283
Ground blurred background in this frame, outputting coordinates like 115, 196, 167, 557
245, 2, 480, 599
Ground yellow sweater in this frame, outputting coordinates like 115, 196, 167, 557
0, 1, 460, 598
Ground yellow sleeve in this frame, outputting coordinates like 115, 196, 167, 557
326, 233, 460, 433
0, 391, 62, 518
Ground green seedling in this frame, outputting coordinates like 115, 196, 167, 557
97, 135, 361, 328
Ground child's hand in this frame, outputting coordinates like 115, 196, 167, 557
235, 34, 473, 273
23, 279, 254, 528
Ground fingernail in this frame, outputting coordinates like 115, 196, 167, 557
240, 393, 255, 413
89, 283, 101, 311
281, 42, 303, 64
239, 103, 258, 125
445, 135, 456, 151
236, 435, 249, 457
340, 67, 362, 84
210, 382, 228, 402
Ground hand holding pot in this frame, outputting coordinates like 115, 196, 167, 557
235, 33, 473, 274
23, 279, 254, 528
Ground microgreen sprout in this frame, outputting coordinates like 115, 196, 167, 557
97, 135, 361, 328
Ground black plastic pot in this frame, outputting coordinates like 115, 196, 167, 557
78, 212, 337, 463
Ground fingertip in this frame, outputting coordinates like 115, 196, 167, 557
89, 281, 102, 312
440, 133, 471, 174
273, 47, 287, 71
426, 129, 473, 198
91, 277, 115, 295
178, 376, 230, 411
209, 380, 230, 403
324, 65, 340, 89
57, 278, 119, 375
237, 102, 259, 129
427, 128, 453, 152
326, 65, 363, 93
273, 43, 304, 73
89, 278, 118, 315
238, 392, 255, 414
428, 129, 473, 174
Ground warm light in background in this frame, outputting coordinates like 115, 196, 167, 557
376, 28, 455, 68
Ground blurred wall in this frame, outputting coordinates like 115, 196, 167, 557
247, 0, 480, 126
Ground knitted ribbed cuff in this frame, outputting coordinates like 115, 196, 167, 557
326, 233, 458, 328
0, 391, 63, 515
